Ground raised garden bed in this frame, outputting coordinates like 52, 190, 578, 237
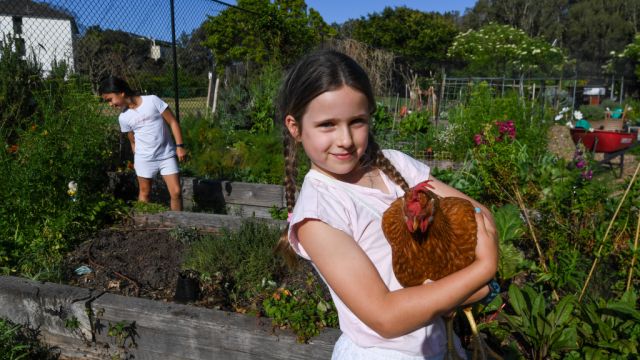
0, 275, 339, 359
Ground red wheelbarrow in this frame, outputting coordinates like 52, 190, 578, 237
570, 128, 638, 177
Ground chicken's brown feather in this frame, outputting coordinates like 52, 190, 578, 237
382, 190, 478, 288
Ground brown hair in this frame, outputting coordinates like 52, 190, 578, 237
275, 50, 409, 267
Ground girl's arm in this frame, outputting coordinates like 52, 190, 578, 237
297, 210, 498, 339
161, 108, 186, 161
127, 132, 135, 154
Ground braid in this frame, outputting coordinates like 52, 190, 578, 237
275, 128, 301, 268
367, 138, 410, 192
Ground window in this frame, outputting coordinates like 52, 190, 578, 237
12, 17, 23, 35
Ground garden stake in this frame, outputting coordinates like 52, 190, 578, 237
626, 210, 640, 292
580, 160, 640, 302
514, 188, 559, 301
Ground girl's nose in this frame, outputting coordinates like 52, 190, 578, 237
336, 126, 354, 148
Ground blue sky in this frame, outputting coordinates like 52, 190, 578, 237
305, 0, 477, 24
40, 0, 477, 42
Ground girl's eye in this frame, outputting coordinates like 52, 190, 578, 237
318, 122, 334, 128
351, 118, 368, 126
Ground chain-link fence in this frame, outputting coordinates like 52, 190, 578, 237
0, 0, 243, 119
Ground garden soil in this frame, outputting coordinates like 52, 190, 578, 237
65, 228, 187, 302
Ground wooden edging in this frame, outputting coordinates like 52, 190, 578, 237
0, 276, 339, 360
131, 211, 287, 232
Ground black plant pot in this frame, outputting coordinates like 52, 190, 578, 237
174, 270, 200, 303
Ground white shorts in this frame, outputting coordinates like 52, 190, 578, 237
134, 156, 179, 179
331, 334, 451, 360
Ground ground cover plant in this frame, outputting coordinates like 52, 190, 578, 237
0, 318, 58, 360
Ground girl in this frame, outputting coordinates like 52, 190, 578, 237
277, 50, 498, 359
99, 76, 186, 211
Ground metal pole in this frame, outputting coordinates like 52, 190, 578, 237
170, 0, 180, 122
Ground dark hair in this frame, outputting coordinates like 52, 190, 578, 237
98, 76, 136, 96
275, 50, 409, 266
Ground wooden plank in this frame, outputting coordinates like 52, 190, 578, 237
92, 292, 339, 360
0, 276, 339, 360
132, 211, 287, 232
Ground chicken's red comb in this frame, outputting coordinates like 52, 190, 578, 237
413, 180, 435, 193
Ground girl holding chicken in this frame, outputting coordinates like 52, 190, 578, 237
276, 50, 499, 359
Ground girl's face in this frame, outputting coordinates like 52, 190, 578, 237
286, 85, 370, 182
101, 92, 128, 109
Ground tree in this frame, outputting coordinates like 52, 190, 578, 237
75, 26, 158, 92
564, 0, 635, 75
461, 0, 568, 45
447, 23, 567, 77
177, 26, 213, 77
343, 7, 459, 75
201, 0, 332, 72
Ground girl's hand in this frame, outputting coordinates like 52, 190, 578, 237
474, 212, 499, 279
176, 147, 187, 162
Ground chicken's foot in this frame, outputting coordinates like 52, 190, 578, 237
462, 307, 503, 360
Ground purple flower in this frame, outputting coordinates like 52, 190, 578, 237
581, 169, 593, 180
576, 159, 586, 169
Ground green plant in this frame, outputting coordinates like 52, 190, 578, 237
182, 219, 286, 304
0, 318, 57, 360
262, 274, 338, 343
571, 291, 640, 358
107, 320, 137, 349
268, 206, 288, 221
579, 104, 605, 121
493, 204, 530, 281
501, 284, 579, 359
131, 201, 169, 214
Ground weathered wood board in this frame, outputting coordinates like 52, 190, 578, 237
0, 276, 339, 360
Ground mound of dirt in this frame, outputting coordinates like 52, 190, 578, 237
65, 228, 186, 301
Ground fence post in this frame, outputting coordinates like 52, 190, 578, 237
170, 0, 180, 122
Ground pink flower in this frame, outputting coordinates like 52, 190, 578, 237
474, 134, 484, 145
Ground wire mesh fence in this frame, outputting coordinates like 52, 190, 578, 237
0, 0, 233, 118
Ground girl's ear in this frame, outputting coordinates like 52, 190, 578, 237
285, 115, 301, 141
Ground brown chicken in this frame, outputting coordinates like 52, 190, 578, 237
381, 180, 494, 360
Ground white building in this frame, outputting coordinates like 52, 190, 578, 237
0, 0, 77, 73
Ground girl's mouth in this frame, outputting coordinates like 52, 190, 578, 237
333, 152, 354, 161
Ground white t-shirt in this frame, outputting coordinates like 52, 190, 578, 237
288, 149, 463, 357
118, 95, 175, 161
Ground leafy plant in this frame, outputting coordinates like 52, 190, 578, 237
501, 284, 579, 359
571, 291, 640, 358
0, 318, 57, 360
262, 274, 338, 343
182, 219, 286, 304
493, 204, 530, 281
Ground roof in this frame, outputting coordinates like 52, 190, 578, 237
0, 0, 75, 21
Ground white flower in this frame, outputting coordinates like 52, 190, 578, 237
588, 128, 595, 132
606, 107, 610, 112
573, 110, 583, 120
67, 181, 77, 197
566, 121, 574, 129
561, 107, 569, 113
555, 114, 564, 121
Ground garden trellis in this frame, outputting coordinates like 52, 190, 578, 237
0, 0, 239, 119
